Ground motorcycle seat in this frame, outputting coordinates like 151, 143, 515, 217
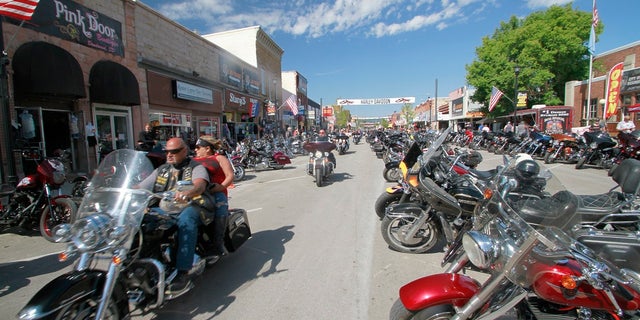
515, 190, 580, 231
575, 193, 627, 223
468, 168, 496, 181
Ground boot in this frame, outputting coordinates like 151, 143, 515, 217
212, 215, 228, 256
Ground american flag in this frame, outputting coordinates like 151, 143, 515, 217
284, 94, 298, 115
488, 86, 504, 112
0, 0, 40, 21
592, 0, 599, 28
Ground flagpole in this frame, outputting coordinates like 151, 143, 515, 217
0, 20, 16, 183
586, 0, 597, 123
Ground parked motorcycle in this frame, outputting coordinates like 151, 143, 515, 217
608, 130, 640, 175
391, 156, 640, 319
18, 149, 252, 320
0, 150, 80, 242
233, 139, 291, 171
575, 129, 618, 170
543, 133, 581, 164
380, 127, 488, 253
303, 139, 336, 187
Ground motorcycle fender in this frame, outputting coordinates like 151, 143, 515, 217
385, 202, 423, 219
399, 273, 481, 311
273, 153, 291, 164
384, 185, 404, 194
385, 161, 400, 169
18, 270, 129, 319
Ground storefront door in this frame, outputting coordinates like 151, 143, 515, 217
94, 105, 133, 161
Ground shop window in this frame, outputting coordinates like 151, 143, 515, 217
149, 112, 194, 146
197, 117, 219, 138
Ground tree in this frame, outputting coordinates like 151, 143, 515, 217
400, 103, 415, 127
332, 105, 351, 129
466, 4, 602, 117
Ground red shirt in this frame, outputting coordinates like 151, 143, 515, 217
193, 155, 228, 196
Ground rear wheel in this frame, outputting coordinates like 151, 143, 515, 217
40, 197, 77, 242
389, 299, 455, 320
381, 214, 440, 253
233, 166, 245, 181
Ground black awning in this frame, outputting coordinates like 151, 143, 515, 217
90, 60, 140, 106
12, 41, 86, 98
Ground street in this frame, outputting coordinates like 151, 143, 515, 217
0, 140, 618, 320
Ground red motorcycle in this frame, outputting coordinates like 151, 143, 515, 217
391, 157, 640, 319
232, 139, 291, 171
609, 129, 640, 175
0, 150, 80, 242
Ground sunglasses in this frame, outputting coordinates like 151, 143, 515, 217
164, 147, 184, 155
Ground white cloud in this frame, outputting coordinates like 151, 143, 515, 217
525, 0, 573, 9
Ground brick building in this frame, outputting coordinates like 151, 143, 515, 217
565, 40, 640, 134
0, 0, 282, 183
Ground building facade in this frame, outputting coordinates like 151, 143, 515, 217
0, 0, 285, 183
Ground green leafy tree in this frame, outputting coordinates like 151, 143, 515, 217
400, 103, 415, 126
466, 4, 602, 116
333, 105, 351, 129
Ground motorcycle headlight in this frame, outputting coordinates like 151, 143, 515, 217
315, 150, 323, 158
106, 225, 131, 246
308, 152, 314, 157
71, 213, 113, 251
590, 142, 598, 149
52, 223, 73, 243
463, 231, 498, 269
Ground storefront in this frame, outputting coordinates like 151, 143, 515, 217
224, 89, 261, 141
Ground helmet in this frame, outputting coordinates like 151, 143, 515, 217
515, 159, 540, 181
462, 151, 482, 168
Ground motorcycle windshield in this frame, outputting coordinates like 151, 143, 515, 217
419, 127, 452, 166
75, 149, 155, 228
475, 156, 592, 286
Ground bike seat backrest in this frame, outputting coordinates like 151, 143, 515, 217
611, 158, 640, 195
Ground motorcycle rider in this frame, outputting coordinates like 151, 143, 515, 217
193, 135, 234, 264
136, 137, 209, 295
316, 129, 337, 168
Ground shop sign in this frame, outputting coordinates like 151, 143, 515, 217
173, 80, 213, 104
621, 67, 640, 93
12, 0, 124, 56
225, 90, 250, 110
539, 108, 571, 134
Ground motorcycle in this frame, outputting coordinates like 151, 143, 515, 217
352, 132, 362, 144
303, 139, 336, 187
336, 134, 350, 155
380, 127, 489, 253
391, 156, 640, 319
608, 130, 640, 175
575, 129, 618, 170
233, 140, 291, 171
0, 150, 81, 242
18, 149, 252, 320
543, 133, 581, 164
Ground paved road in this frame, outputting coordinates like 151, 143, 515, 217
0, 141, 618, 319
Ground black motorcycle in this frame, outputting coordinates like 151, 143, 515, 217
575, 129, 618, 169
18, 149, 251, 320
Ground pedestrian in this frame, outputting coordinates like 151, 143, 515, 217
503, 121, 513, 134
617, 115, 636, 133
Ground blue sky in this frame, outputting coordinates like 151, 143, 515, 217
140, 0, 639, 118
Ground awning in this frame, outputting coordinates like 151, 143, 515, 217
90, 60, 140, 106
12, 41, 86, 99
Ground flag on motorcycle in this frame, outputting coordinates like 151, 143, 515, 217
284, 94, 299, 115
0, 0, 39, 21
488, 86, 504, 112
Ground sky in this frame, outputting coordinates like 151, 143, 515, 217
140, 0, 640, 118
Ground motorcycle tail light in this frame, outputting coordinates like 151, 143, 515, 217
483, 188, 493, 199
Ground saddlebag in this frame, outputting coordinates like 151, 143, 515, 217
226, 208, 252, 252
574, 229, 640, 271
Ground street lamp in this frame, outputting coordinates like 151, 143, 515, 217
512, 65, 520, 124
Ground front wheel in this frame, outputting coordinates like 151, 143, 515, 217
40, 197, 77, 242
389, 299, 455, 320
575, 156, 587, 169
315, 169, 323, 187
383, 166, 402, 182
374, 192, 403, 219
51, 296, 122, 320
233, 165, 246, 181
381, 214, 440, 253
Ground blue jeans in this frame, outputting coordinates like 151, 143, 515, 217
149, 206, 201, 271
213, 192, 229, 218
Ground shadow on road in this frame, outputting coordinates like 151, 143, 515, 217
0, 253, 72, 298
144, 225, 295, 319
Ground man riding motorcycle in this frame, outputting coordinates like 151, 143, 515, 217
136, 137, 209, 295
316, 129, 337, 168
